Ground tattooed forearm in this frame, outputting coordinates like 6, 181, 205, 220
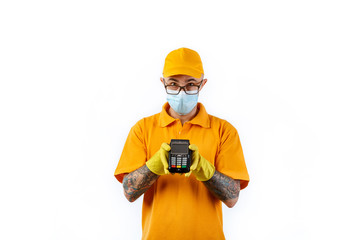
123, 164, 159, 202
202, 170, 240, 208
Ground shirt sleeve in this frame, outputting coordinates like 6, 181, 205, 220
215, 121, 250, 190
114, 119, 147, 183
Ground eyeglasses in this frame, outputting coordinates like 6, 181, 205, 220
163, 79, 203, 95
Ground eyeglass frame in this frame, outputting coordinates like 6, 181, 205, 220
162, 78, 204, 95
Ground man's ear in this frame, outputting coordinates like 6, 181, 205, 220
200, 78, 207, 90
160, 77, 165, 84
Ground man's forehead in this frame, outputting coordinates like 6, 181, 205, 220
165, 74, 200, 81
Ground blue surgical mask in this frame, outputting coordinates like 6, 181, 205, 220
167, 90, 198, 115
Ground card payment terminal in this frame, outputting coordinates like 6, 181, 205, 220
168, 139, 191, 173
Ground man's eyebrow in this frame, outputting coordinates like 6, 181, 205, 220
186, 78, 197, 82
166, 78, 198, 82
167, 78, 179, 82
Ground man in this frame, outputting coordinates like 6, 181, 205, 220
114, 48, 249, 240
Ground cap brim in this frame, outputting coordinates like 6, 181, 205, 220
163, 67, 202, 79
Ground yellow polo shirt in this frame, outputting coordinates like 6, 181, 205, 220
114, 102, 249, 240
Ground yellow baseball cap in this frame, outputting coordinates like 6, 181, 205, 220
163, 47, 204, 78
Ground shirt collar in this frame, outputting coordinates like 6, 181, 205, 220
159, 102, 211, 128
159, 103, 176, 127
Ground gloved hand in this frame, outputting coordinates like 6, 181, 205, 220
146, 143, 171, 175
185, 144, 215, 181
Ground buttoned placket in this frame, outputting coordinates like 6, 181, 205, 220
176, 120, 190, 138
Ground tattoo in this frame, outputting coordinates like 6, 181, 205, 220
123, 164, 159, 202
202, 170, 240, 202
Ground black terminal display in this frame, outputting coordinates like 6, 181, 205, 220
171, 144, 188, 154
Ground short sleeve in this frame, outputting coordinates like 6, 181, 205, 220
215, 122, 250, 190
114, 119, 147, 183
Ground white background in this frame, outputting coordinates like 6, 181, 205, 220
1, 0, 359, 239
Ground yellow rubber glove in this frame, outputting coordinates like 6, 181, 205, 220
185, 144, 215, 181
146, 143, 171, 175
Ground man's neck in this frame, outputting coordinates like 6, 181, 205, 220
168, 106, 198, 125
